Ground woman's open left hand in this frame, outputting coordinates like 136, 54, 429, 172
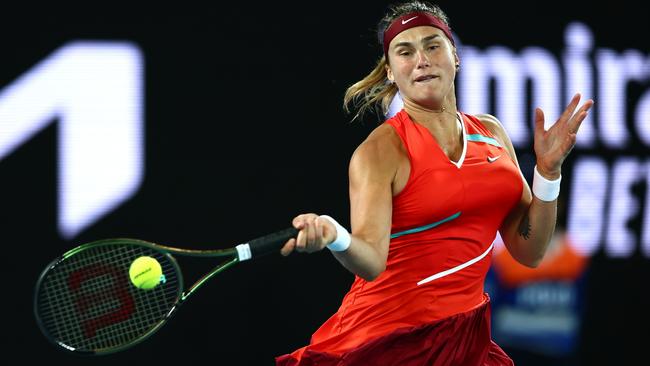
534, 93, 594, 179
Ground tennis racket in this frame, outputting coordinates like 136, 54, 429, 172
33, 227, 297, 355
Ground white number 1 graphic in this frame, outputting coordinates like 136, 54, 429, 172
0, 41, 144, 239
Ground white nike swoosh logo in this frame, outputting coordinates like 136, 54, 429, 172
401, 16, 418, 25
487, 155, 502, 163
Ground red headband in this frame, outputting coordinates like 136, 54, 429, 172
382, 12, 455, 57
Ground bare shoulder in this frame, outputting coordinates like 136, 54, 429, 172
349, 123, 403, 177
473, 113, 517, 161
352, 124, 402, 162
474, 113, 515, 149
474, 114, 506, 141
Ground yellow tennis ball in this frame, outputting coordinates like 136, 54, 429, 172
129, 256, 162, 290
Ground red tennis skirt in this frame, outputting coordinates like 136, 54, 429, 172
276, 298, 513, 366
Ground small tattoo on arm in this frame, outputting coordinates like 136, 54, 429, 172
518, 215, 531, 240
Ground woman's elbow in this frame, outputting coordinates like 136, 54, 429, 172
520, 257, 543, 268
515, 252, 545, 268
359, 263, 386, 282
503, 237, 546, 268
505, 243, 545, 268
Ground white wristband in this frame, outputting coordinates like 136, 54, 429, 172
319, 215, 351, 252
532, 165, 561, 202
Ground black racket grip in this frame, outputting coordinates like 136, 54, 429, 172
248, 227, 298, 259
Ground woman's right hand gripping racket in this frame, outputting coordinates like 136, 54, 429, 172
33, 227, 297, 355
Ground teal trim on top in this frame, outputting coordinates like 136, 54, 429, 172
390, 211, 461, 239
466, 134, 501, 147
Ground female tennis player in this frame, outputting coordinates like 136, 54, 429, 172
277, 1, 594, 364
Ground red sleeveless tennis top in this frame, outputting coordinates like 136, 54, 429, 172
290, 109, 523, 357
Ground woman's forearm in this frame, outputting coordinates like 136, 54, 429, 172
506, 197, 558, 267
331, 236, 388, 281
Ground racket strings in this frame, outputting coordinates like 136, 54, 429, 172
36, 242, 181, 353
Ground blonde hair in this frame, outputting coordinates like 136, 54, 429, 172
343, 1, 452, 122
343, 56, 398, 122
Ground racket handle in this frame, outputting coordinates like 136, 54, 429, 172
237, 227, 298, 261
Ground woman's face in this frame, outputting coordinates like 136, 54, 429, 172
386, 26, 458, 110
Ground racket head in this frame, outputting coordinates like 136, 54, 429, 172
34, 238, 184, 355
